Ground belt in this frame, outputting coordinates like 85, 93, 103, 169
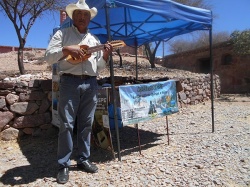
62, 73, 95, 79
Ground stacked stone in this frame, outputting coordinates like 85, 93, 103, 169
0, 73, 221, 141
0, 74, 52, 140
177, 74, 220, 106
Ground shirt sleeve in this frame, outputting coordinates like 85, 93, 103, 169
96, 54, 108, 71
44, 30, 64, 65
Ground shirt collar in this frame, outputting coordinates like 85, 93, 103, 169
72, 25, 89, 35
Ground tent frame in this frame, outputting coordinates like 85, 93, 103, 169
105, 9, 214, 161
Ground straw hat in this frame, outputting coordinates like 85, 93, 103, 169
66, 0, 97, 20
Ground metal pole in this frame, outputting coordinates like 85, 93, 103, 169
105, 4, 121, 161
162, 40, 165, 57
135, 39, 138, 80
136, 124, 142, 154
166, 116, 169, 145
209, 27, 215, 133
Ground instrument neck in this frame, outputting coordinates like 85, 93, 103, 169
88, 44, 105, 53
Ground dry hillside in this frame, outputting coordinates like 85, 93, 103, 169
0, 50, 202, 81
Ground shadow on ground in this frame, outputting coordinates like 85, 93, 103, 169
0, 127, 58, 185
109, 125, 163, 160
216, 94, 250, 102
0, 125, 163, 185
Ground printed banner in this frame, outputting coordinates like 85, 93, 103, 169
92, 88, 114, 151
119, 80, 179, 126
51, 64, 60, 127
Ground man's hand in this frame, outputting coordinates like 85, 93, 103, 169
102, 42, 113, 62
62, 45, 87, 64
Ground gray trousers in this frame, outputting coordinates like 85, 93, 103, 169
57, 75, 98, 169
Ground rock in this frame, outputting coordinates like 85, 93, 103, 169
0, 81, 15, 89
10, 102, 39, 115
12, 112, 51, 128
195, 164, 204, 169
0, 111, 15, 131
0, 96, 6, 109
15, 81, 29, 87
39, 98, 50, 114
0, 89, 11, 96
0, 127, 19, 141
178, 92, 187, 100
6, 93, 19, 105
19, 91, 46, 101
23, 127, 34, 135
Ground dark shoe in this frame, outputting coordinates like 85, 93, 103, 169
57, 167, 69, 184
77, 160, 98, 173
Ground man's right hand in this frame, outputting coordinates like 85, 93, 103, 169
62, 45, 86, 64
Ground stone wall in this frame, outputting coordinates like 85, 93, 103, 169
177, 74, 220, 107
0, 74, 53, 141
0, 73, 220, 141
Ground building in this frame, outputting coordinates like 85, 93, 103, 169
161, 41, 250, 93
0, 46, 45, 53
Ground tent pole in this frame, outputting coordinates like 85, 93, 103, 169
135, 39, 138, 80
209, 27, 215, 133
162, 40, 165, 57
105, 4, 121, 161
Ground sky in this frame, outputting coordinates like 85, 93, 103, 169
0, 0, 250, 56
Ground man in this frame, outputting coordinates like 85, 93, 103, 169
45, 0, 113, 184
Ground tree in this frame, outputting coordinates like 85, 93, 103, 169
230, 29, 250, 55
174, 0, 210, 9
144, 41, 161, 68
116, 49, 123, 68
0, 0, 70, 74
143, 0, 211, 68
168, 31, 230, 54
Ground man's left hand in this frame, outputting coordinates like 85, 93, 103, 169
103, 42, 113, 62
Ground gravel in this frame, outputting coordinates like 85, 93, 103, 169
0, 94, 249, 187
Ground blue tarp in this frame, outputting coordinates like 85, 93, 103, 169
60, 0, 212, 46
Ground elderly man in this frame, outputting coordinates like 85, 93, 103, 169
45, 0, 113, 184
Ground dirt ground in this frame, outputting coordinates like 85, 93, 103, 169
0, 51, 48, 75
0, 94, 249, 186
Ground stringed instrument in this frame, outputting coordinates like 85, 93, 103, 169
66, 40, 126, 64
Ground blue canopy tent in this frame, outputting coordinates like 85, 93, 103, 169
86, 0, 212, 46
60, 0, 213, 160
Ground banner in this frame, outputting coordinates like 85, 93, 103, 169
92, 88, 114, 151
119, 80, 179, 126
51, 64, 60, 127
